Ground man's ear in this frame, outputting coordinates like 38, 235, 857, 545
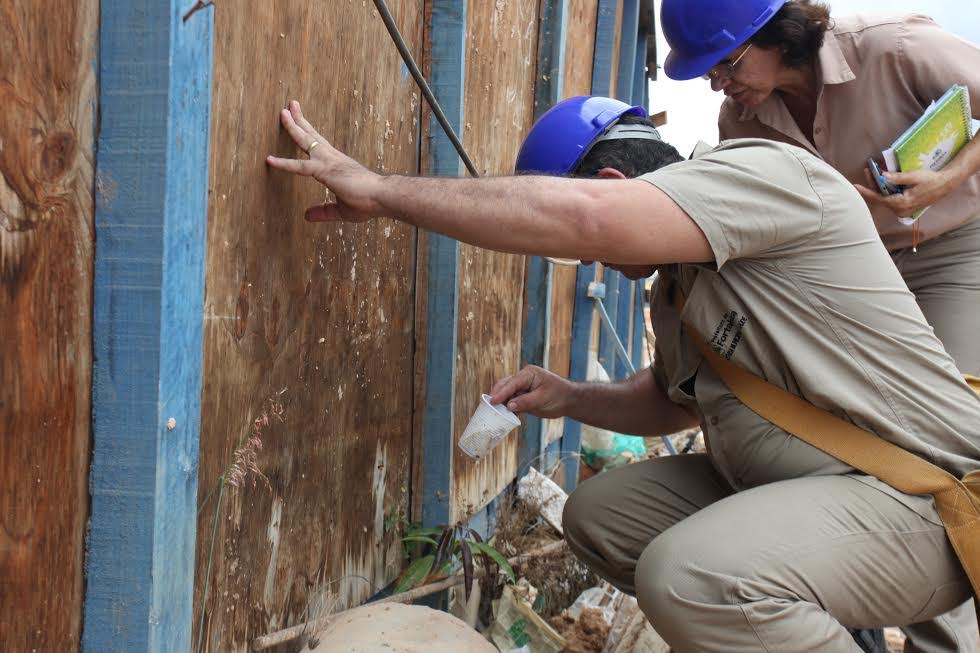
596, 167, 628, 180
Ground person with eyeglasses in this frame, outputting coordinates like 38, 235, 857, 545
660, 2, 980, 652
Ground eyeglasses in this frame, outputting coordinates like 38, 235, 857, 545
702, 44, 752, 82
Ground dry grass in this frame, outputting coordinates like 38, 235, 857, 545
482, 491, 597, 621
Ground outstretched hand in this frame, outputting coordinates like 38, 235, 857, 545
489, 365, 573, 418
854, 166, 955, 219
266, 100, 385, 223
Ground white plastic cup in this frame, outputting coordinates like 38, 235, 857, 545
458, 394, 521, 459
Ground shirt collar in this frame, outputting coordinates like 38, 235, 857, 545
737, 31, 856, 122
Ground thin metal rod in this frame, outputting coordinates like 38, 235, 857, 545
594, 295, 677, 455
251, 540, 568, 650
594, 297, 635, 375
374, 0, 584, 269
372, 0, 480, 178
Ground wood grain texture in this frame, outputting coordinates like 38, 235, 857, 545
563, 0, 598, 100
0, 2, 96, 648
450, 0, 539, 523
194, 2, 423, 649
610, 0, 625, 99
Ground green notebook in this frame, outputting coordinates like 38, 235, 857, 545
882, 84, 975, 222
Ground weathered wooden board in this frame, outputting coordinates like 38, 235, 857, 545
0, 2, 96, 648
610, 0, 625, 99
564, 0, 599, 99
193, 1, 424, 649
450, 0, 540, 522
543, 0, 599, 445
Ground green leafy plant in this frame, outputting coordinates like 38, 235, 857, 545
394, 524, 516, 600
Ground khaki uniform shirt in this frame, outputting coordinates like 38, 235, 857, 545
718, 14, 980, 251
640, 139, 980, 515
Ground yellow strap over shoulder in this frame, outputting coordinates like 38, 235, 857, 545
683, 325, 980, 617
966, 375, 980, 395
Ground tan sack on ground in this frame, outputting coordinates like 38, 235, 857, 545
309, 602, 497, 653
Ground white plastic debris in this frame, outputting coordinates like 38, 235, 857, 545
517, 467, 568, 535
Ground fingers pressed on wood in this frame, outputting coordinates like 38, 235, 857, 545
280, 108, 312, 148
266, 155, 315, 176
290, 101, 322, 138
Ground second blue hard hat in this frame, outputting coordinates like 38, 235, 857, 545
515, 96, 647, 176
661, 0, 787, 80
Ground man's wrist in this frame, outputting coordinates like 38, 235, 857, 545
560, 380, 585, 419
371, 174, 399, 220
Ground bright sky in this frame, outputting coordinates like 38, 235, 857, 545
649, 0, 980, 156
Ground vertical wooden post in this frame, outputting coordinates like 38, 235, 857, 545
598, 269, 621, 377
84, 0, 213, 650
616, 276, 634, 375
562, 0, 620, 492
591, 0, 620, 99
562, 263, 598, 492
520, 0, 568, 477
633, 30, 650, 107
420, 0, 467, 530
0, 3, 97, 648
633, 281, 648, 370
616, 0, 641, 103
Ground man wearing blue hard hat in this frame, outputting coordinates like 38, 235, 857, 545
659, 1, 980, 650
267, 97, 979, 653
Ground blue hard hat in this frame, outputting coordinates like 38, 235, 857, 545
661, 0, 786, 80
515, 96, 648, 175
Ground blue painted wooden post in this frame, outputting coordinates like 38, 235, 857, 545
519, 0, 568, 478
616, 0, 641, 103
533, 0, 569, 116
600, 0, 637, 378
597, 268, 620, 378
616, 276, 634, 377
420, 0, 467, 530
561, 0, 619, 492
562, 263, 598, 492
633, 280, 647, 369
84, 1, 213, 650
562, 0, 619, 487
591, 0, 619, 99
633, 30, 649, 107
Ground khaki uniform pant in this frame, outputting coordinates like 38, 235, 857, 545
563, 455, 974, 653
892, 217, 980, 650
893, 217, 980, 376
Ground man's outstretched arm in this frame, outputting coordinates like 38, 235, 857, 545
489, 365, 700, 438
265, 101, 713, 266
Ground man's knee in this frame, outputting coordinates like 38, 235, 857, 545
562, 479, 608, 557
634, 525, 745, 644
634, 528, 693, 627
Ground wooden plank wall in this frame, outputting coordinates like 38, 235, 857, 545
450, 0, 541, 523
193, 1, 424, 648
543, 0, 600, 447
0, 2, 96, 648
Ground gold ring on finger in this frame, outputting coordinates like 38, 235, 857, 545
307, 141, 320, 154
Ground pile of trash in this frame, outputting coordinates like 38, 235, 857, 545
467, 467, 670, 653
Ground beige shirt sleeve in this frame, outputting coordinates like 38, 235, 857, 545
637, 140, 824, 268
898, 16, 980, 120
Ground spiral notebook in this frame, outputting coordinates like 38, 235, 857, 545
882, 84, 975, 222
